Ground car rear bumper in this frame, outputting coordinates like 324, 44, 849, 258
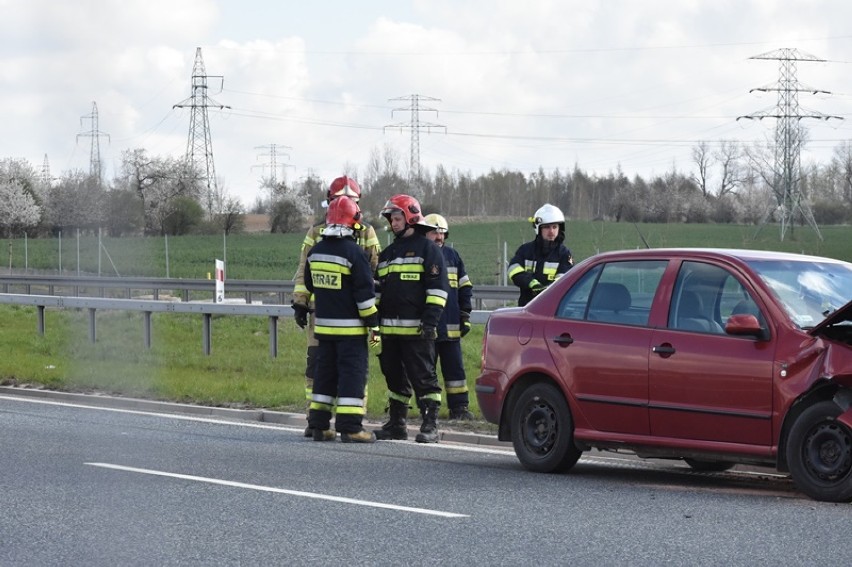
475, 368, 509, 424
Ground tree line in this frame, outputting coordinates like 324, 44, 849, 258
2, 138, 852, 239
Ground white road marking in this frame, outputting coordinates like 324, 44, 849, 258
0, 394, 299, 432
1, 394, 788, 479
85, 462, 469, 518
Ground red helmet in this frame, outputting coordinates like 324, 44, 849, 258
380, 194, 422, 226
327, 175, 361, 201
326, 195, 362, 228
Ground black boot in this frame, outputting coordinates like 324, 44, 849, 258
415, 400, 439, 444
374, 400, 408, 440
449, 405, 475, 420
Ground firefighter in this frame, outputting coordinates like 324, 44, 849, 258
507, 203, 573, 307
303, 196, 378, 443
422, 213, 475, 420
373, 194, 449, 443
291, 176, 381, 437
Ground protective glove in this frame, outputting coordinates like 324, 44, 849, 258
529, 279, 547, 296
368, 327, 382, 348
419, 323, 438, 341
291, 301, 312, 329
460, 312, 472, 338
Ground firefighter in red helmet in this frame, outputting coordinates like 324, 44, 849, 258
291, 176, 381, 437
373, 194, 449, 443
304, 196, 378, 442
305, 196, 379, 443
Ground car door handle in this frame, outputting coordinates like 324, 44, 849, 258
552, 334, 574, 347
652, 344, 676, 355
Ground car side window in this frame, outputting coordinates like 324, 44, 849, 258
719, 276, 766, 330
670, 261, 763, 334
557, 260, 666, 326
670, 262, 727, 334
556, 265, 600, 319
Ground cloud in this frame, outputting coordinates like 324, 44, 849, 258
1, 0, 851, 207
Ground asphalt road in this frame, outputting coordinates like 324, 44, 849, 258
1, 390, 850, 566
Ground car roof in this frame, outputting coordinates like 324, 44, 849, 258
586, 247, 849, 265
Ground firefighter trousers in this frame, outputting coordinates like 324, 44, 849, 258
378, 336, 442, 409
308, 337, 369, 434
436, 339, 469, 410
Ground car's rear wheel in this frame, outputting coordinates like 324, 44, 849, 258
683, 459, 735, 472
510, 382, 581, 473
786, 400, 852, 502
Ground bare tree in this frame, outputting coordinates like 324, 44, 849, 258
832, 141, 852, 204
214, 195, 245, 235
266, 178, 312, 234
691, 141, 711, 198
715, 140, 743, 198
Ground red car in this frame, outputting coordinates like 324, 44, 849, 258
476, 248, 852, 502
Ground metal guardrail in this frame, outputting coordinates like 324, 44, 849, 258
0, 293, 294, 358
0, 292, 498, 358
0, 275, 519, 307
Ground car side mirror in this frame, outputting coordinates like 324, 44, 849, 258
725, 313, 764, 338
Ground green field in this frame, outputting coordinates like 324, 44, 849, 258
2, 219, 846, 285
1, 219, 848, 422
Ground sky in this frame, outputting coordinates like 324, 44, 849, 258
2, 0, 852, 207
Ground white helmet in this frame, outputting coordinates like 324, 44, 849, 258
422, 213, 449, 235
531, 203, 565, 234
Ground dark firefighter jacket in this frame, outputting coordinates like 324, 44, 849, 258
376, 231, 449, 337
293, 221, 381, 308
436, 245, 473, 340
305, 235, 378, 338
508, 235, 573, 307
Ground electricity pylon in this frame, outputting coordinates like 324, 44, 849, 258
385, 94, 446, 197
738, 48, 842, 240
253, 143, 293, 185
77, 101, 109, 187
173, 47, 230, 215
40, 154, 52, 190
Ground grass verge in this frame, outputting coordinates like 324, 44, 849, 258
0, 304, 485, 422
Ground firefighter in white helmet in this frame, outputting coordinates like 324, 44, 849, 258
507, 203, 573, 306
423, 213, 475, 420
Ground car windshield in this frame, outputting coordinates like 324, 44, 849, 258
746, 258, 852, 329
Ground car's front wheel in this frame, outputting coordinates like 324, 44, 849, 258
510, 382, 581, 473
786, 400, 852, 502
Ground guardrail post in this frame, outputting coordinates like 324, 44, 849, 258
202, 313, 212, 355
88, 308, 97, 343
268, 316, 278, 358
143, 311, 152, 349
37, 305, 45, 336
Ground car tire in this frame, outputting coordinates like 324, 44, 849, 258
510, 382, 582, 473
786, 400, 852, 503
683, 459, 735, 472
